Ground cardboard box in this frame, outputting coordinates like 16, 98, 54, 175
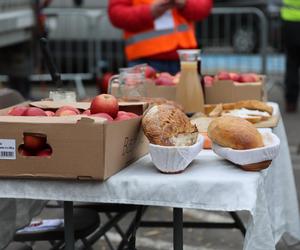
204, 78, 266, 104
111, 81, 177, 101
145, 81, 177, 101
0, 102, 148, 181
112, 76, 266, 106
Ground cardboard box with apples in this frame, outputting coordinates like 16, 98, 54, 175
0, 95, 149, 180
203, 71, 266, 104
112, 66, 265, 105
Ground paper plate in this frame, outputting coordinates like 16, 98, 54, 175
149, 135, 204, 173
212, 131, 280, 168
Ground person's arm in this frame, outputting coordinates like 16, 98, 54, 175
108, 0, 175, 33
108, 0, 154, 32
176, 0, 213, 21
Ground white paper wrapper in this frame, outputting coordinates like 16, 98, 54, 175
212, 130, 280, 166
149, 135, 204, 173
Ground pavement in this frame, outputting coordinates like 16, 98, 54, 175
7, 75, 300, 250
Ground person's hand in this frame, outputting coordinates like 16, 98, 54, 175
151, 0, 175, 18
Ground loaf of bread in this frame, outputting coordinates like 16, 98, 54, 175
205, 100, 273, 116
234, 100, 273, 115
142, 104, 198, 146
208, 116, 264, 149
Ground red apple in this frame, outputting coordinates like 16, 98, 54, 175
36, 146, 52, 157
82, 110, 91, 116
155, 73, 175, 86
204, 76, 214, 87
90, 94, 119, 118
145, 66, 157, 79
8, 106, 28, 116
24, 107, 47, 116
55, 106, 80, 116
90, 113, 113, 121
159, 72, 173, 79
23, 133, 47, 152
247, 73, 260, 82
238, 74, 257, 83
117, 111, 139, 118
216, 71, 231, 80
229, 72, 240, 82
98, 72, 114, 94
45, 111, 55, 116
18, 145, 34, 156
114, 114, 132, 121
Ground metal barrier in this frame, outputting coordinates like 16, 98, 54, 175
198, 7, 269, 75
0, 6, 284, 98
31, 8, 106, 99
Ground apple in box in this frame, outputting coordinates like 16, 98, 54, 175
204, 76, 214, 87
216, 71, 231, 81
36, 146, 52, 157
155, 72, 175, 86
114, 111, 139, 121
23, 133, 47, 152
90, 94, 119, 119
90, 113, 113, 121
55, 106, 80, 116
145, 65, 157, 79
228, 72, 240, 82
8, 106, 28, 116
239, 73, 260, 83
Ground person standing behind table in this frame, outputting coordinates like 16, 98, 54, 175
281, 0, 300, 112
108, 0, 212, 75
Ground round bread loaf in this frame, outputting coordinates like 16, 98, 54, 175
142, 104, 198, 146
208, 116, 264, 149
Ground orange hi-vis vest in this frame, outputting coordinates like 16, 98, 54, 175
124, 0, 197, 61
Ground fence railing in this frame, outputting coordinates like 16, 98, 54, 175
1, 6, 285, 98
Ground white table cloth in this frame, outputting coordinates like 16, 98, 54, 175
0, 114, 299, 250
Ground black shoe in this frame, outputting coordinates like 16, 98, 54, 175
286, 102, 297, 113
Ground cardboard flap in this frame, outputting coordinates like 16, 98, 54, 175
232, 81, 262, 86
0, 115, 106, 124
31, 100, 147, 111
30, 101, 90, 110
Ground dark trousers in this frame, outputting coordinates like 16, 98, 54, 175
128, 59, 180, 75
283, 21, 300, 104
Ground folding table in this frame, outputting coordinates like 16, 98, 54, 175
0, 107, 299, 250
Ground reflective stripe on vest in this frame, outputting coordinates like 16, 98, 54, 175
126, 24, 189, 46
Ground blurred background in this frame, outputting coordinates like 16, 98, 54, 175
0, 0, 284, 100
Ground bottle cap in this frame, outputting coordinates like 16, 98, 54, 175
177, 49, 201, 62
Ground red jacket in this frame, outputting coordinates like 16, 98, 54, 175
108, 0, 212, 60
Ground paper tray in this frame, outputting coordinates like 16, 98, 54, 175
212, 130, 280, 170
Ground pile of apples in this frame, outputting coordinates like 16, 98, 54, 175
145, 65, 179, 86
7, 94, 139, 122
204, 71, 260, 87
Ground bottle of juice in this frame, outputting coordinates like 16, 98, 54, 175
176, 50, 205, 113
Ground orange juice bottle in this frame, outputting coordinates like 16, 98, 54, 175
176, 50, 204, 113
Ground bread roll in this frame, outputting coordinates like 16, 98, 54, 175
208, 116, 264, 149
142, 104, 198, 146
